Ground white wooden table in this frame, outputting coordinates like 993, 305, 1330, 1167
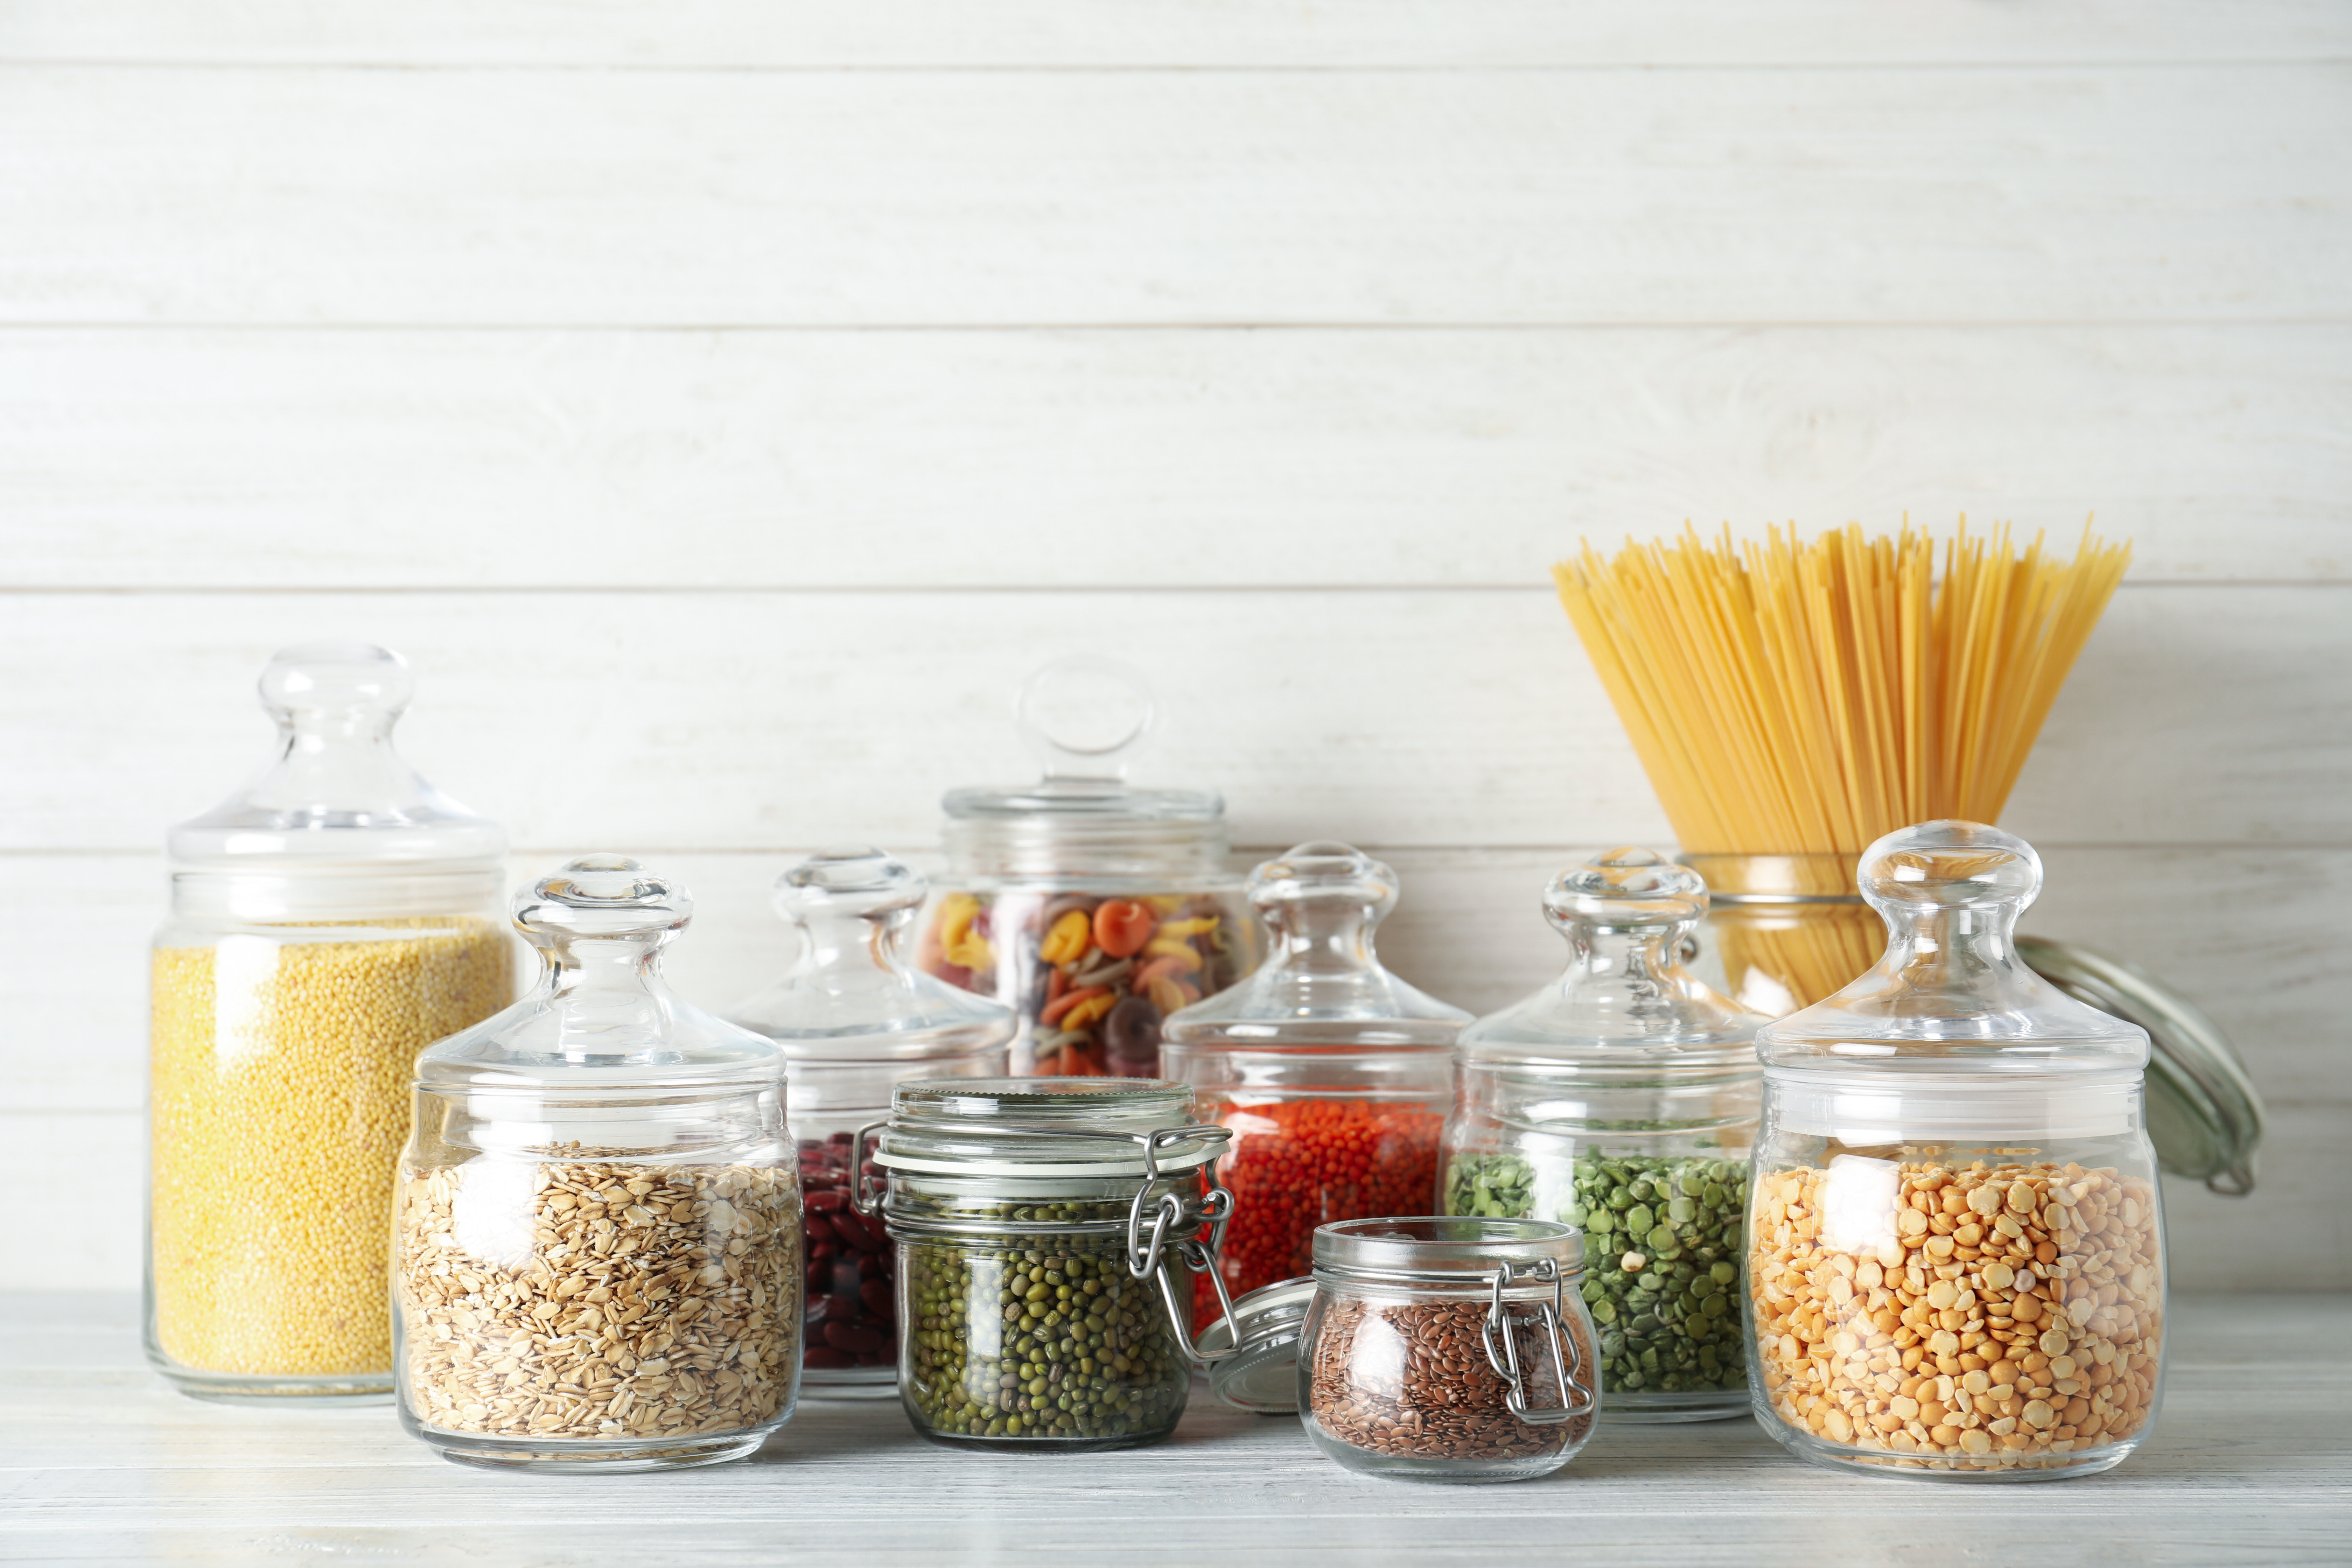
3, 1293, 2343, 1567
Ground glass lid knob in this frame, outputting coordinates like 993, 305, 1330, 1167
515, 855, 691, 947
1250, 840, 1396, 940
1545, 846, 1709, 933
1859, 820, 2042, 916
773, 845, 926, 929
1016, 654, 1158, 784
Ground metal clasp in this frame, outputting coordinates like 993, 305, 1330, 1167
848, 1119, 888, 1216
1479, 1258, 1596, 1424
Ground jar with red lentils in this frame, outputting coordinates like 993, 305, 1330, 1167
1748, 821, 2168, 1480
914, 658, 1256, 1079
1161, 843, 1469, 1328
727, 848, 1014, 1398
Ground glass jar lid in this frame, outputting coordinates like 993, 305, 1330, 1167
1756, 821, 2149, 1080
1311, 1217, 1586, 1284
1457, 848, 1765, 1070
170, 642, 505, 872
1161, 842, 1469, 1051
727, 847, 1016, 1064
873, 1077, 1225, 1178
1199, 1276, 1316, 1413
940, 657, 1229, 877
2018, 935, 2265, 1195
417, 856, 781, 1093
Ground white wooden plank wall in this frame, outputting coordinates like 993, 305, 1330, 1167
2, 2, 2346, 1293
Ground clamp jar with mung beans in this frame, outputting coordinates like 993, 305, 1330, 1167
1162, 843, 1467, 1328
1441, 849, 1765, 1421
148, 644, 514, 1404
393, 858, 801, 1473
727, 847, 1014, 1397
1748, 822, 2167, 1481
913, 657, 1256, 1078
855, 1078, 1243, 1450
1301, 1218, 1600, 1483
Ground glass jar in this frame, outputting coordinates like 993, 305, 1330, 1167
913, 657, 1256, 1078
147, 643, 514, 1403
1300, 1218, 1600, 1483
1679, 852, 1875, 1018
1442, 849, 1766, 1422
393, 857, 800, 1472
1748, 821, 2166, 1480
1162, 843, 1466, 1328
855, 1077, 1241, 1450
726, 847, 1015, 1398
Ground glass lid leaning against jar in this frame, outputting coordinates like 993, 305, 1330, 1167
1748, 821, 2165, 1481
148, 643, 515, 1404
852, 1077, 1243, 1451
1162, 842, 1469, 1329
726, 847, 1015, 1399
1300, 1218, 1600, 1483
913, 656, 1258, 1078
1442, 848, 1766, 1422
394, 858, 801, 1473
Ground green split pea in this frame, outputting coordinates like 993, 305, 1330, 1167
1447, 1152, 1748, 1396
900, 1198, 1188, 1448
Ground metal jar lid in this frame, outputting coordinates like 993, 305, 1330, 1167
872, 1078, 1224, 1180
2017, 936, 2265, 1196
1311, 1217, 1586, 1284
1199, 1276, 1317, 1414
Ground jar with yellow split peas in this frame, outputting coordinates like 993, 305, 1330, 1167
915, 658, 1255, 1078
1746, 821, 2166, 1481
148, 644, 515, 1404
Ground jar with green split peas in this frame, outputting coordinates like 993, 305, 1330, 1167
1441, 849, 1766, 1422
726, 848, 1014, 1398
913, 658, 1256, 1079
856, 1078, 1244, 1450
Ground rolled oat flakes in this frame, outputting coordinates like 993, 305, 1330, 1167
397, 1149, 800, 1443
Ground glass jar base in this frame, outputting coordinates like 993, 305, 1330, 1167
150, 1356, 393, 1405
1304, 1427, 1572, 1485
411, 1423, 774, 1474
1601, 1390, 1751, 1425
1764, 1419, 2142, 1482
911, 1425, 1176, 1455
801, 1371, 901, 1401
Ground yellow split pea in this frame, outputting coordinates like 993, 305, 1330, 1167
150, 919, 512, 1377
1750, 1158, 2162, 1472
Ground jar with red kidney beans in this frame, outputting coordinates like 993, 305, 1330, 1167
912, 657, 1257, 1079
729, 848, 1014, 1397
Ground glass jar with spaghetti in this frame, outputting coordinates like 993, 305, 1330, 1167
1678, 852, 1876, 1018
149, 644, 515, 1405
1748, 821, 2167, 1481
853, 1078, 1244, 1450
1442, 849, 1765, 1422
913, 658, 1256, 1078
1161, 843, 1468, 1329
726, 847, 1014, 1398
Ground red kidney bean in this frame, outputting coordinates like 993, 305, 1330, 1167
805, 1189, 847, 1213
824, 1322, 889, 1355
829, 1208, 885, 1253
803, 1347, 858, 1370
859, 1278, 893, 1316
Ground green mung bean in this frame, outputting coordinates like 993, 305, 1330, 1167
898, 1197, 1189, 1450
1447, 1152, 1748, 1396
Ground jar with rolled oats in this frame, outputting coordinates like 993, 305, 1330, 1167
1747, 821, 2166, 1481
394, 856, 800, 1472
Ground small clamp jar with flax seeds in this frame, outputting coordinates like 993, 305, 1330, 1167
1748, 821, 2166, 1481
1300, 1218, 1599, 1483
853, 1077, 1245, 1450
1441, 849, 1765, 1422
148, 643, 514, 1404
726, 847, 1014, 1398
394, 858, 800, 1472
912, 656, 1257, 1079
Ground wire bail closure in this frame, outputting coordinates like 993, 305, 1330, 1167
1479, 1258, 1595, 1424
850, 1117, 1246, 1368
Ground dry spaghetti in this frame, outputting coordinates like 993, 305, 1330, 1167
1554, 523, 2129, 1006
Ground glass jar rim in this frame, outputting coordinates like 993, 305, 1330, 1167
1311, 1216, 1585, 1281
875, 1077, 1224, 1178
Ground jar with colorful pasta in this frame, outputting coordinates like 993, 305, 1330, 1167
915, 658, 1255, 1078
1748, 822, 2167, 1480
148, 644, 514, 1404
